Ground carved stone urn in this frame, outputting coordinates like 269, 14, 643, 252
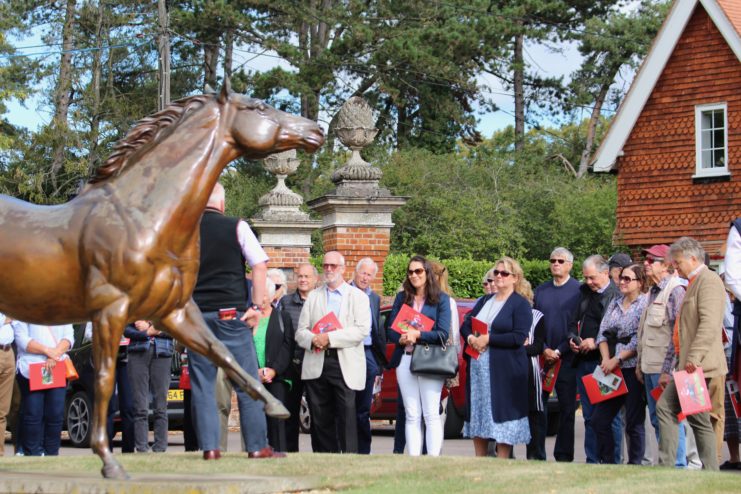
332, 96, 382, 193
256, 149, 308, 220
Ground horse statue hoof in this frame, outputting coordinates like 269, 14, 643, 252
264, 399, 290, 419
101, 461, 130, 480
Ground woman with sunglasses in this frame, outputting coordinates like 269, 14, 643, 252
461, 257, 533, 458
591, 263, 649, 464
386, 255, 451, 456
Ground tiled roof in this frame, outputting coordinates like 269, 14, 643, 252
718, 0, 741, 38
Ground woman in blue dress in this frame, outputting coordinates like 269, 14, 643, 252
461, 256, 533, 458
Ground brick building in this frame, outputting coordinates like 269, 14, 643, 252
592, 0, 741, 258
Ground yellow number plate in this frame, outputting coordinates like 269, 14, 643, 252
167, 389, 184, 401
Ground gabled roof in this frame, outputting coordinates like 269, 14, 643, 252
592, 0, 741, 172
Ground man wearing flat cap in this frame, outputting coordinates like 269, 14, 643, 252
608, 253, 632, 286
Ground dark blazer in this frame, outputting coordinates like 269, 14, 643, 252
263, 308, 296, 379
460, 292, 532, 423
368, 290, 388, 368
385, 291, 451, 369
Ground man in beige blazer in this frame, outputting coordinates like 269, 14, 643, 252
295, 251, 371, 453
656, 237, 727, 470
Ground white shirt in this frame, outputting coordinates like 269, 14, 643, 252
725, 225, 741, 300
0, 312, 14, 345
237, 220, 269, 267
14, 323, 75, 379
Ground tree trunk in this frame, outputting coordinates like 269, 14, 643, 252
224, 28, 234, 79
50, 0, 76, 189
157, 0, 170, 110
577, 83, 608, 178
203, 43, 219, 90
87, 0, 105, 178
513, 31, 525, 154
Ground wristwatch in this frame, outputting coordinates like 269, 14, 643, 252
616, 354, 623, 365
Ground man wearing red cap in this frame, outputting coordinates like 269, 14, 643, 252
636, 244, 688, 466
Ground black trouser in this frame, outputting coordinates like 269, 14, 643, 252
304, 352, 357, 453
284, 361, 303, 452
552, 362, 577, 462
265, 380, 289, 452
527, 409, 547, 460
592, 367, 646, 464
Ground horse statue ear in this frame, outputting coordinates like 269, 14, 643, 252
218, 78, 232, 104
204, 84, 215, 94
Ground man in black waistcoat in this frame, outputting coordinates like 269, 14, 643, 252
190, 182, 283, 460
567, 254, 619, 464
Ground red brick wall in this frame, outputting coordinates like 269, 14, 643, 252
322, 226, 390, 293
263, 246, 312, 270
616, 5, 741, 257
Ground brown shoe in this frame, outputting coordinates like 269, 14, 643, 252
203, 449, 221, 460
247, 446, 286, 459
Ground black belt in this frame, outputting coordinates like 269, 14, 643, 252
0, 343, 12, 351
325, 348, 338, 359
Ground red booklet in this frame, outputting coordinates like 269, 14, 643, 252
28, 361, 67, 391
674, 368, 712, 416
311, 312, 342, 334
464, 318, 489, 360
540, 357, 562, 393
650, 385, 664, 402
390, 304, 433, 335
581, 367, 628, 404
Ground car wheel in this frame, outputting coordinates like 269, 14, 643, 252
66, 391, 93, 448
299, 393, 311, 434
443, 396, 464, 439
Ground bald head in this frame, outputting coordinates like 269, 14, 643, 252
207, 182, 225, 212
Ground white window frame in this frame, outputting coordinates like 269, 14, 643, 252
694, 102, 729, 178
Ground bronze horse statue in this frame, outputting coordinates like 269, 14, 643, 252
0, 82, 324, 478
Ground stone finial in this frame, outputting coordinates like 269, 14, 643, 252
255, 149, 309, 220
332, 96, 382, 189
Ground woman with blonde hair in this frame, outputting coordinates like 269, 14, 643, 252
461, 256, 533, 458
431, 261, 460, 356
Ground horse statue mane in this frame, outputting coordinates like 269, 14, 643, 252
89, 94, 212, 184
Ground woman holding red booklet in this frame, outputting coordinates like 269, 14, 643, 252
460, 257, 533, 458
591, 263, 649, 464
386, 255, 451, 456
13, 322, 74, 456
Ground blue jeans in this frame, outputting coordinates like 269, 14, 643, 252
189, 313, 267, 452
644, 372, 686, 466
356, 348, 380, 454
16, 374, 66, 456
575, 360, 599, 463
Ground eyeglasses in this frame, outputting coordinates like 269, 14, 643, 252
408, 268, 425, 276
619, 276, 638, 283
549, 259, 568, 265
493, 270, 511, 278
322, 263, 341, 270
644, 256, 663, 265
482, 281, 490, 286
487, 278, 495, 284
274, 284, 283, 290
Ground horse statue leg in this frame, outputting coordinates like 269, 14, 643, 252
159, 300, 289, 419
90, 300, 130, 480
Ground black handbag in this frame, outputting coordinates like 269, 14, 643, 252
410, 336, 459, 379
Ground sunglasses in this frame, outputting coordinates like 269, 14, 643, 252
322, 263, 340, 270
619, 276, 637, 283
275, 284, 283, 290
644, 256, 663, 265
549, 259, 568, 264
493, 270, 511, 278
408, 268, 425, 276
482, 281, 490, 286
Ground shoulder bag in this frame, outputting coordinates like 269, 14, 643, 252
410, 336, 459, 379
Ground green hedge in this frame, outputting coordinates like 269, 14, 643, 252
381, 253, 551, 298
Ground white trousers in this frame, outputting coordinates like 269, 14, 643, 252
396, 354, 444, 456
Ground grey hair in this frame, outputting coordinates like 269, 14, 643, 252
485, 266, 496, 279
550, 247, 574, 263
355, 257, 379, 276
267, 268, 287, 285
265, 277, 276, 301
324, 250, 346, 266
583, 254, 609, 273
297, 263, 319, 277
669, 236, 705, 263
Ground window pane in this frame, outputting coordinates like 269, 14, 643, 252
702, 150, 712, 168
713, 110, 725, 128
702, 111, 713, 129
701, 129, 712, 150
714, 129, 724, 147
713, 149, 725, 168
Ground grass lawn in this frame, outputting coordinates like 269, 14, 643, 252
1, 452, 740, 493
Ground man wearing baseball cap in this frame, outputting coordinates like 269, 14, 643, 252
636, 244, 688, 466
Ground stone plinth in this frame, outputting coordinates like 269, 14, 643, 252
308, 194, 406, 293
250, 219, 321, 284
